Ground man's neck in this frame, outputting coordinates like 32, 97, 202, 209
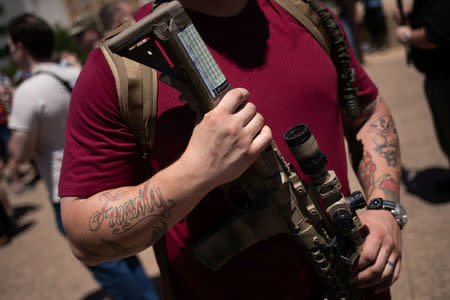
28, 58, 53, 74
180, 0, 248, 17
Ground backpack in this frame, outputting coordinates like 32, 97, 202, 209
98, 1, 357, 298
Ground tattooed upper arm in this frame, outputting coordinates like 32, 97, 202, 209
345, 95, 401, 202
343, 96, 382, 171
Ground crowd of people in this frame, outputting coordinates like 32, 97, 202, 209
0, 0, 448, 299
0, 1, 160, 299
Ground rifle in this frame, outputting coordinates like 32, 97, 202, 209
107, 1, 368, 298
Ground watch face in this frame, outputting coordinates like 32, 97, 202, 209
394, 203, 408, 228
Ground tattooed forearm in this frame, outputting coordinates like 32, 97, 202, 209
351, 97, 401, 203
370, 174, 399, 202
145, 220, 168, 247
73, 238, 136, 260
368, 115, 400, 167
363, 173, 400, 203
89, 183, 175, 235
358, 150, 376, 194
358, 150, 399, 202
100, 238, 135, 257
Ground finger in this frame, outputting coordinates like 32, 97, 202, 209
248, 125, 272, 157
373, 260, 402, 294
218, 88, 249, 113
244, 113, 264, 138
358, 252, 396, 288
393, 258, 401, 283
235, 102, 257, 127
356, 237, 393, 285
356, 235, 382, 270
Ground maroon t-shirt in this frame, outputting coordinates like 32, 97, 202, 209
60, 1, 379, 299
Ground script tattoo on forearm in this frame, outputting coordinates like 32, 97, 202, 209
89, 183, 175, 236
368, 115, 400, 167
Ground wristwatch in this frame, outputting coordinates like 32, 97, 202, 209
367, 198, 408, 229
401, 31, 412, 44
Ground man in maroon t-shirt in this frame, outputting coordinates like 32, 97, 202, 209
59, 0, 403, 299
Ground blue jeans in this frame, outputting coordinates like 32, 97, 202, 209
0, 125, 10, 159
53, 203, 160, 300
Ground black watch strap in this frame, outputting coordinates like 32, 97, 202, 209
367, 198, 384, 210
367, 198, 407, 229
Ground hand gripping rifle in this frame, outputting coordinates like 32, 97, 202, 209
107, 1, 368, 298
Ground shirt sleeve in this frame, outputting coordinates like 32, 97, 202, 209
58, 49, 145, 198
8, 84, 40, 133
59, 3, 155, 198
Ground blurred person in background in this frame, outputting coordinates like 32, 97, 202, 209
59, 50, 83, 70
0, 63, 39, 194
0, 73, 12, 173
395, 0, 450, 191
323, 0, 364, 62
69, 15, 102, 54
6, 13, 159, 299
362, 0, 387, 51
99, 0, 135, 31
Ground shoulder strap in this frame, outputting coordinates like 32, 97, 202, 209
99, 19, 158, 161
34, 70, 73, 93
99, 19, 176, 299
273, 0, 331, 56
273, 0, 360, 119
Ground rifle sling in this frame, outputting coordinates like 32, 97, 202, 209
274, 0, 331, 56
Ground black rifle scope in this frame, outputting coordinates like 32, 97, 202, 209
283, 124, 327, 176
284, 124, 366, 232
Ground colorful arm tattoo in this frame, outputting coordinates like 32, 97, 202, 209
358, 150, 399, 202
358, 150, 376, 194
372, 173, 399, 202
368, 115, 400, 168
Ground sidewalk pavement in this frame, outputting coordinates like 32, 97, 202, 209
0, 47, 449, 299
